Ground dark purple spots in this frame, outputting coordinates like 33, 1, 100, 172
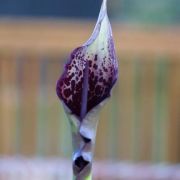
108, 77, 112, 82
93, 64, 98, 70
59, 80, 63, 87
71, 54, 75, 59
68, 65, 72, 70
105, 88, 109, 93
99, 77, 104, 82
64, 88, 71, 98
103, 79, 107, 84
89, 78, 95, 91
103, 67, 108, 72
89, 61, 92, 67
94, 54, 98, 61
64, 78, 70, 86
79, 71, 82, 76
94, 76, 98, 84
75, 65, 78, 70
71, 80, 75, 90
75, 82, 82, 91
90, 72, 94, 79
95, 85, 102, 94
73, 92, 81, 104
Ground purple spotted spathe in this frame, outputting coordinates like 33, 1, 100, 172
56, 0, 118, 120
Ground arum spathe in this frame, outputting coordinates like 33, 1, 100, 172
56, 0, 118, 179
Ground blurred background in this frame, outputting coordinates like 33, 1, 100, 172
0, 0, 180, 179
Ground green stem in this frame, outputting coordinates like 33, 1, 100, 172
86, 173, 92, 180
73, 172, 92, 180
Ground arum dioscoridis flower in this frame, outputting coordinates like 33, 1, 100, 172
56, 0, 118, 179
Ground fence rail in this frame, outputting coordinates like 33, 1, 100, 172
0, 158, 180, 180
0, 20, 180, 56
0, 20, 180, 163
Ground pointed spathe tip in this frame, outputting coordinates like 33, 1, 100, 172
99, 0, 108, 21
102, 0, 107, 11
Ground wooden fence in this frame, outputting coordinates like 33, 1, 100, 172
0, 20, 180, 163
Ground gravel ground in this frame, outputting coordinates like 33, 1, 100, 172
0, 157, 180, 180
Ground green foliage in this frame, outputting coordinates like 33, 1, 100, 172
112, 0, 180, 25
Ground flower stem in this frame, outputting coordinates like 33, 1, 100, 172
73, 172, 92, 180
71, 127, 94, 180
86, 173, 92, 180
